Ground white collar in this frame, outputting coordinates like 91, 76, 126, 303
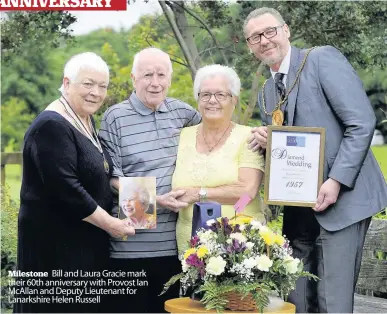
270, 46, 291, 80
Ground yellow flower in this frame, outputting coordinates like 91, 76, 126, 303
184, 248, 196, 260
197, 246, 209, 259
262, 233, 275, 246
229, 215, 253, 225
238, 216, 253, 224
273, 234, 285, 246
259, 227, 275, 246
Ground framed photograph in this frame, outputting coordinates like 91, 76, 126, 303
119, 177, 157, 229
264, 126, 326, 207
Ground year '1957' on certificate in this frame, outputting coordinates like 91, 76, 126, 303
264, 126, 326, 207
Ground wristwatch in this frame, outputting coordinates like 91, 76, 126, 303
199, 187, 207, 202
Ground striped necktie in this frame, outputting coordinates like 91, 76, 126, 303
274, 72, 286, 100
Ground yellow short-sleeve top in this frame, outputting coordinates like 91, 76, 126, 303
172, 123, 265, 255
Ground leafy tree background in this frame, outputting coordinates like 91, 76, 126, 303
1, 1, 387, 309
1, 1, 386, 152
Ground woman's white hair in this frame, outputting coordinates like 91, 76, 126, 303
131, 47, 173, 76
58, 52, 109, 93
134, 186, 150, 212
193, 64, 241, 101
125, 184, 150, 213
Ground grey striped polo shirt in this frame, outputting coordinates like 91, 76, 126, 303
99, 92, 201, 259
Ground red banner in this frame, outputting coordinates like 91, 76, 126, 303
0, 0, 127, 11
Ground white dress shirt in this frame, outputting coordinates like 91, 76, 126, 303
270, 46, 292, 88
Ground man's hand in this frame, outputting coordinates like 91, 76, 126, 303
175, 187, 199, 205
313, 178, 341, 212
248, 126, 268, 152
157, 190, 189, 213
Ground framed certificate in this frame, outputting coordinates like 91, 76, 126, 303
264, 126, 326, 207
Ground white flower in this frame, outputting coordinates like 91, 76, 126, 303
245, 242, 254, 250
199, 230, 215, 244
230, 263, 254, 280
243, 257, 257, 269
206, 219, 216, 226
226, 239, 232, 244
230, 233, 247, 243
256, 255, 273, 272
206, 256, 227, 276
239, 224, 246, 231
251, 220, 263, 230
284, 255, 300, 274
259, 225, 270, 233
181, 259, 189, 272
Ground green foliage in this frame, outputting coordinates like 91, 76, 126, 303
196, 1, 232, 29
159, 273, 183, 296
1, 12, 76, 61
2, 51, 62, 114
267, 214, 283, 234
198, 281, 229, 312
371, 146, 387, 180
1, 187, 19, 310
1, 187, 19, 260
1, 98, 34, 151
374, 210, 387, 220
2, 165, 22, 204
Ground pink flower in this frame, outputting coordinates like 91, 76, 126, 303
186, 254, 205, 277
190, 235, 200, 248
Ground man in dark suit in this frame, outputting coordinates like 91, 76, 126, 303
244, 7, 387, 313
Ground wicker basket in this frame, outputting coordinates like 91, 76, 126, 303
223, 291, 257, 311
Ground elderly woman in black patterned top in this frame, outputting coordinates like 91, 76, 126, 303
15, 52, 135, 313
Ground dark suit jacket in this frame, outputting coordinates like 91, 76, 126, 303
258, 46, 387, 231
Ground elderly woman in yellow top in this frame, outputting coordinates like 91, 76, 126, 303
172, 64, 265, 254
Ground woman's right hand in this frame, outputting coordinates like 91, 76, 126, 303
106, 217, 135, 238
83, 206, 136, 238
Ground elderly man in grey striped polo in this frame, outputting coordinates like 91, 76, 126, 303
99, 47, 201, 313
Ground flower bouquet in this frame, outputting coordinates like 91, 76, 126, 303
161, 215, 318, 312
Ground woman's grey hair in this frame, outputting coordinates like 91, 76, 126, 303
193, 64, 241, 101
131, 47, 173, 76
243, 7, 286, 36
129, 186, 150, 213
58, 52, 109, 93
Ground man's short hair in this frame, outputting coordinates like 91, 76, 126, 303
243, 7, 286, 36
131, 47, 173, 76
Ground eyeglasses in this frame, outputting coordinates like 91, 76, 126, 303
198, 92, 233, 102
246, 25, 284, 45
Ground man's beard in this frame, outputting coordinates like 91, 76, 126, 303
259, 45, 284, 66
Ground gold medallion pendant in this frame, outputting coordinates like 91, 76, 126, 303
104, 159, 110, 174
272, 109, 284, 126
